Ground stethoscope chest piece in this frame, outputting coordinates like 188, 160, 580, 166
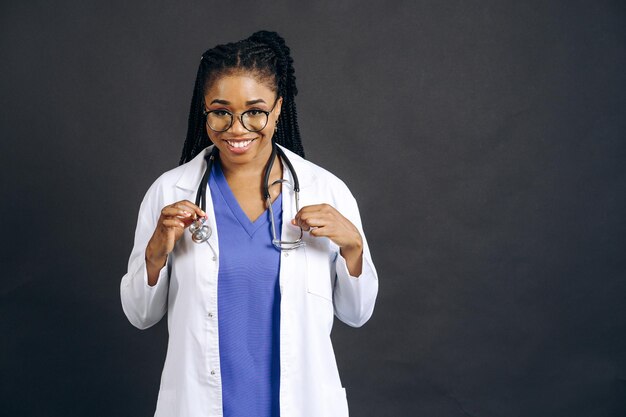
189, 217, 212, 243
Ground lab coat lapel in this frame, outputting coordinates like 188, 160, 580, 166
278, 154, 299, 295
277, 145, 314, 295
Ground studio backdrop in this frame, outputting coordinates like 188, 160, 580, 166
1, 1, 625, 416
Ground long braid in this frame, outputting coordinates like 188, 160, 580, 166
250, 31, 304, 158
179, 31, 305, 164
179, 57, 207, 165
179, 46, 231, 165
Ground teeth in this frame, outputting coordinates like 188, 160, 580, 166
226, 139, 253, 148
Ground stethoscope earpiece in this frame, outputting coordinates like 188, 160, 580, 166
189, 217, 212, 243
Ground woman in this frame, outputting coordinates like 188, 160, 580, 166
121, 30, 378, 417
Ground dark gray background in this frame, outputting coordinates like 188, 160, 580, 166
1, 0, 625, 416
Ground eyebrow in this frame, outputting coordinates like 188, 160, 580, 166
209, 98, 267, 105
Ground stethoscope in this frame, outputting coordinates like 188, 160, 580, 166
189, 143, 305, 251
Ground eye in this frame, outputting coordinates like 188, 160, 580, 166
211, 110, 231, 117
246, 110, 265, 117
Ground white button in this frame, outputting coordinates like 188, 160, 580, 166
283, 252, 289, 257
212, 256, 217, 261
210, 370, 216, 375
208, 312, 213, 317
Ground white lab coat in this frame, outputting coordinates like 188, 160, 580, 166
120, 144, 378, 417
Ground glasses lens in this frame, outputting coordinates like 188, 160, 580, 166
207, 111, 232, 132
242, 111, 268, 132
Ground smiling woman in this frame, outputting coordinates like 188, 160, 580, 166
204, 75, 281, 169
120, 30, 379, 417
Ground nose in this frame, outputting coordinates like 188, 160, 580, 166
227, 115, 247, 134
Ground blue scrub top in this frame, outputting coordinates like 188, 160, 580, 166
209, 159, 282, 417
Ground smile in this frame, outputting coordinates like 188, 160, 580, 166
224, 139, 255, 148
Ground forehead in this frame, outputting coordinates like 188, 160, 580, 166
204, 74, 276, 102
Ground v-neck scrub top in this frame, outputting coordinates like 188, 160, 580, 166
209, 160, 282, 417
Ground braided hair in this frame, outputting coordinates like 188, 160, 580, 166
179, 30, 304, 165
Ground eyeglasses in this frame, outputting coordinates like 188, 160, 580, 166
202, 98, 279, 132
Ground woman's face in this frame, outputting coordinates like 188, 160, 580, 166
203, 73, 282, 168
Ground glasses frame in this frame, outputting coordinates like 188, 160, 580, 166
202, 97, 280, 133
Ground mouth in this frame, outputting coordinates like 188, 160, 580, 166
222, 138, 257, 154
224, 138, 255, 148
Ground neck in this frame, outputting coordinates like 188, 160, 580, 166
219, 144, 282, 183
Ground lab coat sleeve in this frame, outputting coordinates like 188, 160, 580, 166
332, 186, 379, 328
120, 179, 170, 330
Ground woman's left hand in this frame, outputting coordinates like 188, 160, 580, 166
292, 204, 364, 276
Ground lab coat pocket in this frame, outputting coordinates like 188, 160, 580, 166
304, 238, 333, 302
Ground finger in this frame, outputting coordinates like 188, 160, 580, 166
293, 204, 336, 225
172, 204, 202, 220
309, 226, 330, 237
293, 212, 314, 229
297, 216, 326, 231
293, 206, 315, 223
175, 200, 206, 219
180, 200, 206, 218
294, 204, 325, 218
161, 206, 193, 219
294, 207, 325, 223
296, 209, 334, 226
162, 218, 185, 229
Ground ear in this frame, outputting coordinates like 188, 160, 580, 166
275, 96, 283, 119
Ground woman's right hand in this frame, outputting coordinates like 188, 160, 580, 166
145, 200, 206, 286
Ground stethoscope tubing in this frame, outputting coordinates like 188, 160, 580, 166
189, 142, 303, 250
